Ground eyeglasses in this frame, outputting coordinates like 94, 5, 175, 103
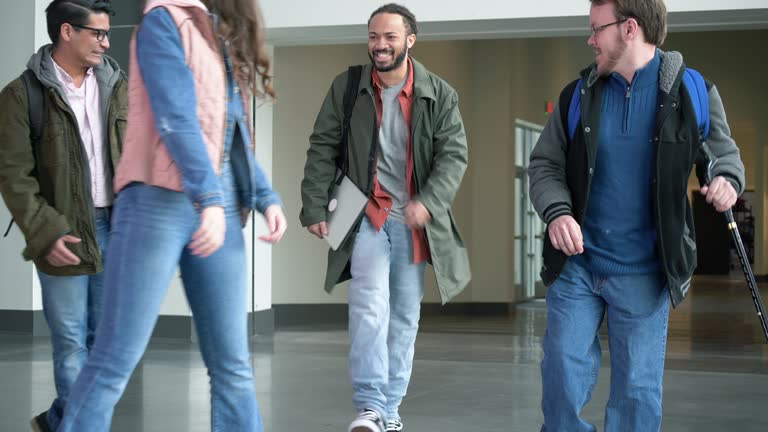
589, 18, 628, 37
71, 24, 111, 42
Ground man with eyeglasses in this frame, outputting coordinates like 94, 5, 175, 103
0, 1, 126, 431
529, 0, 744, 431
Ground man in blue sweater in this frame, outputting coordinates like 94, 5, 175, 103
528, 0, 745, 431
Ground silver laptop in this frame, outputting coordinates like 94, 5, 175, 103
325, 174, 368, 251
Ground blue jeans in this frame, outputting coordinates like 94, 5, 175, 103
57, 165, 262, 432
349, 217, 426, 421
540, 261, 669, 432
38, 207, 110, 430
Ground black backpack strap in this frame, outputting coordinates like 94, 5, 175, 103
336, 65, 363, 184
6, 70, 48, 238
21, 69, 47, 150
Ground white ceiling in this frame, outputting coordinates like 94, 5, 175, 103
266, 9, 768, 46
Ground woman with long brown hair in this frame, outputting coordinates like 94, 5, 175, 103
54, 1, 284, 430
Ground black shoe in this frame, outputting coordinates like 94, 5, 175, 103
30, 411, 51, 432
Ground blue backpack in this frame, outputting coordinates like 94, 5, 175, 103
566, 68, 710, 142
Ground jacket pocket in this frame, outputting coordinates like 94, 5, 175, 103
114, 114, 127, 153
39, 119, 68, 167
448, 210, 465, 247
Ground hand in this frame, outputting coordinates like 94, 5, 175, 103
189, 206, 225, 257
45, 235, 82, 266
701, 176, 738, 213
307, 221, 328, 239
259, 205, 287, 244
404, 201, 431, 229
548, 215, 584, 256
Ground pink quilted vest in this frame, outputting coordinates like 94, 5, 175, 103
116, 0, 251, 194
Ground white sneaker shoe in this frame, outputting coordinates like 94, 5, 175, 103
385, 419, 404, 432
348, 409, 385, 432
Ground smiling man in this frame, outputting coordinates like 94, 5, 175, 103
0, 1, 126, 431
528, 0, 745, 431
300, 4, 470, 432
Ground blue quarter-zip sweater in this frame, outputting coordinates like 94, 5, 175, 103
573, 51, 661, 276
136, 8, 281, 212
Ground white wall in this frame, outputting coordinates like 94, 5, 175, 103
0, 0, 39, 311
251, 46, 277, 312
261, 0, 766, 28
262, 1, 768, 47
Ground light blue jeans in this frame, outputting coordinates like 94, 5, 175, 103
349, 216, 426, 422
540, 261, 669, 432
57, 165, 262, 432
38, 207, 110, 430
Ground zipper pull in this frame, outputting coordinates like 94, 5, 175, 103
626, 86, 631, 98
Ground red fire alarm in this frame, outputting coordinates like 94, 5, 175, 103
545, 101, 554, 115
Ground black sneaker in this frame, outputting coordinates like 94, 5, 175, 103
386, 419, 404, 431
30, 412, 51, 432
348, 408, 384, 432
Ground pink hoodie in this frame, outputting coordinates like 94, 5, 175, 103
115, 0, 251, 194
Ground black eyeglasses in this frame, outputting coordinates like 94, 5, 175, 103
590, 18, 628, 37
71, 24, 111, 42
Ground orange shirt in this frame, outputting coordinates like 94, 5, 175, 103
367, 58, 429, 264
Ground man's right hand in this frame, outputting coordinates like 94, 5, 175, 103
307, 222, 328, 239
548, 215, 584, 256
46, 235, 82, 267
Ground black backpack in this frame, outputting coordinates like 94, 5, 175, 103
335, 65, 362, 184
3, 69, 48, 237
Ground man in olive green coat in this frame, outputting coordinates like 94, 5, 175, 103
0, 1, 126, 430
300, 4, 470, 432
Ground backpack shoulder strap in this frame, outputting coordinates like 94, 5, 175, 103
682, 67, 710, 140
337, 65, 363, 179
20, 68, 47, 148
561, 78, 582, 142
6, 70, 47, 238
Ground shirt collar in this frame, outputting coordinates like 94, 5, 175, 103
51, 58, 93, 87
371, 56, 414, 98
610, 49, 660, 89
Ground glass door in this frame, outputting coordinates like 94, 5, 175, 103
514, 119, 546, 300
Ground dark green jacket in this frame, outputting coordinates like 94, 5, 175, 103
300, 58, 471, 304
0, 45, 127, 276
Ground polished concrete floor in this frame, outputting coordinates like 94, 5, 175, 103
2, 275, 768, 431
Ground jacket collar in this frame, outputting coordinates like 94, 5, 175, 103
27, 44, 122, 97
411, 58, 437, 101
371, 57, 414, 97
360, 56, 436, 101
581, 49, 684, 95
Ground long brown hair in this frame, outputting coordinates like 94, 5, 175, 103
203, 0, 275, 99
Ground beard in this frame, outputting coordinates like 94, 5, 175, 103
596, 33, 627, 76
369, 43, 408, 72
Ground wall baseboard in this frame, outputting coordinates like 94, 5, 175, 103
0, 309, 275, 339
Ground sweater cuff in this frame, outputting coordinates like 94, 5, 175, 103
543, 202, 573, 224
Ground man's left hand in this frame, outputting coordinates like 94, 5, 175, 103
404, 201, 431, 229
701, 176, 738, 213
